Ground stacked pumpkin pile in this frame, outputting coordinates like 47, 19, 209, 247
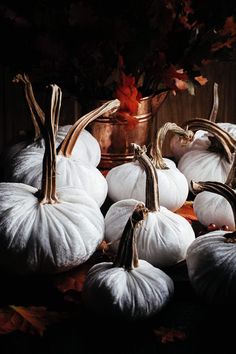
1, 77, 236, 319
169, 83, 236, 305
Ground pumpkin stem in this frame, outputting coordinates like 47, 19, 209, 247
13, 73, 45, 140
133, 144, 160, 212
149, 122, 194, 169
225, 153, 236, 189
208, 82, 219, 122
56, 99, 120, 157
37, 85, 61, 204
191, 180, 236, 230
13, 74, 62, 139
113, 203, 148, 270
182, 118, 236, 163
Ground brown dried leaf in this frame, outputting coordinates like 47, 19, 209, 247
53, 263, 91, 294
0, 306, 65, 336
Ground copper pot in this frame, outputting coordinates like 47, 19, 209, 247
88, 92, 168, 170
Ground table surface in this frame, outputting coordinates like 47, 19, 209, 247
0, 197, 234, 354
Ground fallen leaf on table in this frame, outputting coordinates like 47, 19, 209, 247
175, 201, 198, 223
53, 263, 91, 294
0, 305, 65, 336
153, 326, 187, 344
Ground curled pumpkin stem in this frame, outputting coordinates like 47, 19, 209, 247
182, 118, 236, 163
57, 99, 120, 157
191, 180, 236, 232
149, 122, 194, 169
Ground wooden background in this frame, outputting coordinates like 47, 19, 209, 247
0, 61, 235, 155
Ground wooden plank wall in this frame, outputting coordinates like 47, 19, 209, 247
0, 62, 235, 155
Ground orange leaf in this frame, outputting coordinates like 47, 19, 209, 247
116, 111, 138, 130
175, 201, 198, 223
194, 75, 208, 86
0, 306, 63, 336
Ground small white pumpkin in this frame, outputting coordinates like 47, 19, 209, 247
106, 123, 189, 212
83, 203, 174, 320
186, 180, 236, 304
177, 119, 236, 188
105, 144, 195, 268
0, 85, 105, 274
192, 156, 236, 230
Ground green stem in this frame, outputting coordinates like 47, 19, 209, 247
113, 203, 148, 270
56, 99, 120, 157
133, 144, 160, 212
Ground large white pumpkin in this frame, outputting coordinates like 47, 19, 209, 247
0, 84, 105, 274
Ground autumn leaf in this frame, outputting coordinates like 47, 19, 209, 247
194, 75, 208, 86
219, 16, 236, 37
0, 306, 65, 336
153, 326, 187, 344
175, 201, 198, 223
53, 262, 92, 294
116, 111, 139, 130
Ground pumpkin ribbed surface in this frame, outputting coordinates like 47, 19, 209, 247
186, 231, 236, 304
0, 183, 104, 274
9, 152, 107, 207
105, 199, 195, 268
83, 260, 174, 319
106, 159, 188, 212
178, 150, 231, 188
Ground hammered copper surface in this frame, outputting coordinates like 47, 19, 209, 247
89, 93, 168, 169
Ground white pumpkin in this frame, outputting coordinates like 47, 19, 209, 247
107, 123, 189, 212
192, 156, 236, 230
177, 119, 236, 188
3, 73, 101, 180
186, 181, 236, 304
10, 149, 108, 207
56, 125, 101, 166
8, 99, 120, 207
105, 144, 195, 268
83, 204, 174, 319
217, 122, 236, 140
0, 85, 105, 274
